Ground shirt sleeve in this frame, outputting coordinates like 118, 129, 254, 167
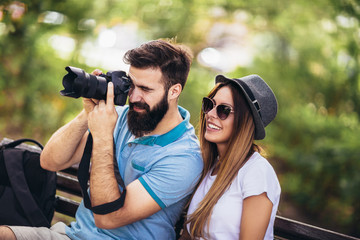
139, 153, 203, 209
241, 157, 281, 205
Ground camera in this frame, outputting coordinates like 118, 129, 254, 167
60, 66, 131, 106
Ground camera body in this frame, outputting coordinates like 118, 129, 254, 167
60, 66, 131, 106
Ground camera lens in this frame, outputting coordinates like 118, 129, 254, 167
60, 66, 130, 106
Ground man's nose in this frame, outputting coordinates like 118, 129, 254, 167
129, 87, 142, 103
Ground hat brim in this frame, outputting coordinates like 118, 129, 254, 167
215, 75, 265, 140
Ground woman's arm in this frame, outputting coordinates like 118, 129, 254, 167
240, 192, 273, 240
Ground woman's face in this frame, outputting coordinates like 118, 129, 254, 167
204, 86, 235, 154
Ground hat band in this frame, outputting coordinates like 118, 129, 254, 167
237, 79, 262, 118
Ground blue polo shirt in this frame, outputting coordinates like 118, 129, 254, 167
66, 106, 203, 240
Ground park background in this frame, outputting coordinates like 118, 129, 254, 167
0, 0, 359, 238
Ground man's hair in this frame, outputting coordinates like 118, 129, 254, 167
123, 39, 193, 91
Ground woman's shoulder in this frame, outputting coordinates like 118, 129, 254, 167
237, 152, 281, 201
237, 152, 279, 185
242, 152, 274, 171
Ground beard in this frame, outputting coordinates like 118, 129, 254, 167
127, 91, 169, 137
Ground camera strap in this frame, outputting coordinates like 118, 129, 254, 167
77, 133, 126, 215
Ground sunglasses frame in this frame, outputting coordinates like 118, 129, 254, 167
202, 97, 234, 120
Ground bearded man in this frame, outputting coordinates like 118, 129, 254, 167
0, 40, 203, 240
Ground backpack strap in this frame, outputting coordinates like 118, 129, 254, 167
3, 147, 50, 227
1, 138, 43, 150
77, 133, 126, 215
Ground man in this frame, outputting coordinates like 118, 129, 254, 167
0, 40, 203, 239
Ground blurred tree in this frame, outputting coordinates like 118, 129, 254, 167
0, 0, 98, 140
226, 0, 360, 236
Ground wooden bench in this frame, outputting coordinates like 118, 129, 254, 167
56, 167, 359, 240
1, 138, 359, 240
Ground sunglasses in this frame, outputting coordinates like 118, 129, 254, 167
202, 97, 234, 120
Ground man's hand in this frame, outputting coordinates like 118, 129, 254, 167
88, 81, 118, 139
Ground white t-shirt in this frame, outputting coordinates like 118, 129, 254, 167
186, 152, 281, 240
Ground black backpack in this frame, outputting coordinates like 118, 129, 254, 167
0, 138, 57, 227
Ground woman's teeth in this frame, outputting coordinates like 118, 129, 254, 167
208, 123, 220, 130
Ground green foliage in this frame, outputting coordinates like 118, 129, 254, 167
179, 62, 216, 129
1, 0, 360, 237
269, 104, 360, 233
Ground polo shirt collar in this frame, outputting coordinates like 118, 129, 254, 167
129, 106, 191, 147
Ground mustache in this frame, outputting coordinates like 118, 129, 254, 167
129, 101, 150, 111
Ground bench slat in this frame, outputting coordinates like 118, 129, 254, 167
56, 172, 83, 197
55, 196, 79, 218
274, 216, 359, 240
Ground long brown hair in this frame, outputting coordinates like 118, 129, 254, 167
186, 80, 261, 238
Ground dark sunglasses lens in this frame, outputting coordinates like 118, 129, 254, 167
202, 98, 214, 114
217, 105, 232, 120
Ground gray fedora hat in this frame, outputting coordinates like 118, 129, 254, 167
215, 74, 278, 140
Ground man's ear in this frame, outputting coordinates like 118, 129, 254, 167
168, 83, 182, 100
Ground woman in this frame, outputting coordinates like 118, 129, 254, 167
181, 74, 281, 240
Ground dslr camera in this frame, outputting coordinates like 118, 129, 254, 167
60, 66, 131, 106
